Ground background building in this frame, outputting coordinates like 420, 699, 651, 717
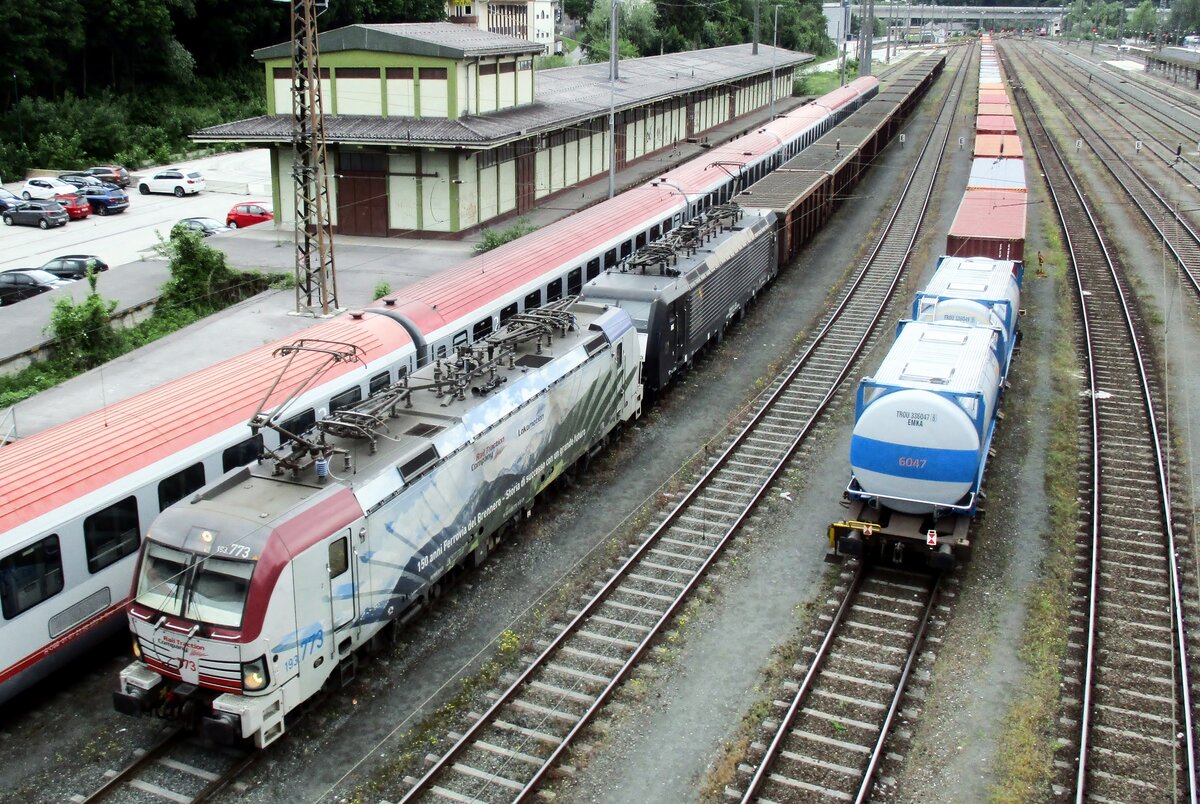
194, 23, 810, 237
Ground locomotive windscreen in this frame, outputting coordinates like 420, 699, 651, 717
136, 543, 254, 628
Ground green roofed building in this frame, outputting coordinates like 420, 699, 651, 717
193, 22, 811, 237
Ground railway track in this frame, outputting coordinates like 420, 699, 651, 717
73, 727, 254, 804
1045, 42, 1200, 177
1002, 41, 1200, 303
729, 567, 941, 802
397, 46, 974, 804
1006, 44, 1199, 803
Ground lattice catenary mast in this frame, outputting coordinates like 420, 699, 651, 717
286, 0, 339, 316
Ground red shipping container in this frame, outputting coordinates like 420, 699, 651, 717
979, 82, 1005, 91
978, 103, 1012, 116
979, 91, 1010, 106
976, 114, 1018, 135
946, 189, 1027, 261
974, 134, 1023, 159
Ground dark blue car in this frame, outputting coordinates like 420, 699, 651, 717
77, 184, 130, 216
0, 188, 19, 213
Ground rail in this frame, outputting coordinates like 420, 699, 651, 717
1003, 40, 1197, 804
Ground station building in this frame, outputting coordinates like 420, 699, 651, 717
193, 23, 810, 237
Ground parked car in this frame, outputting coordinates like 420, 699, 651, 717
139, 168, 205, 197
172, 216, 230, 237
86, 165, 131, 188
0, 187, 19, 213
54, 192, 92, 221
0, 269, 72, 306
21, 177, 78, 199
226, 201, 274, 229
39, 254, 109, 280
58, 173, 106, 189
2, 199, 70, 229
77, 184, 130, 216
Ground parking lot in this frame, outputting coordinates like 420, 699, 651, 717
0, 150, 274, 274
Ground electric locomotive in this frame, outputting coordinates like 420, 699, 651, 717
113, 299, 642, 746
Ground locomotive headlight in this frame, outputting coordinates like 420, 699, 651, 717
131, 638, 142, 660
241, 656, 270, 692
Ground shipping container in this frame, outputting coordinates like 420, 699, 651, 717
976, 114, 1018, 135
946, 189, 1027, 261
974, 134, 1023, 159
966, 157, 1027, 192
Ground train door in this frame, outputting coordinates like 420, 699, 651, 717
328, 531, 356, 633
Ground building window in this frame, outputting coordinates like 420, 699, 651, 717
421, 67, 448, 80
480, 63, 498, 76
387, 67, 414, 80
83, 497, 140, 574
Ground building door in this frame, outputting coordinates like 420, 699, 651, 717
516, 139, 536, 213
614, 112, 627, 170
337, 152, 388, 236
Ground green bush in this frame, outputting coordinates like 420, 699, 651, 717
44, 271, 121, 372
474, 218, 538, 255
373, 281, 393, 300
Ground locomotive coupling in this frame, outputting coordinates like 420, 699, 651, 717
113, 662, 163, 717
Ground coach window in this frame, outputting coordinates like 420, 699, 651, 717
567, 268, 582, 295
649, 226, 659, 242
524, 289, 541, 310
158, 463, 205, 510
547, 278, 563, 302
453, 331, 469, 349
222, 434, 263, 472
329, 537, 349, 578
620, 241, 632, 260
330, 387, 362, 413
281, 409, 315, 443
473, 318, 493, 339
499, 302, 518, 324
662, 217, 672, 233
586, 257, 600, 280
369, 371, 391, 394
635, 232, 646, 250
604, 248, 617, 269
83, 496, 140, 573
0, 535, 64, 619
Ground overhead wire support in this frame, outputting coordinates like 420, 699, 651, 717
287, 0, 340, 317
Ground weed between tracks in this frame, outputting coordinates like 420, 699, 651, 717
989, 222, 1080, 802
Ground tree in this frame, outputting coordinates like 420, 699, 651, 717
577, 0, 658, 62
1129, 0, 1158, 40
1169, 0, 1199, 35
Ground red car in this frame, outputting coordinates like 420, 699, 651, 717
226, 201, 273, 229
55, 192, 92, 221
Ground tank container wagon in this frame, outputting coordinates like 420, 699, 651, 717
112, 300, 641, 746
829, 43, 1028, 567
